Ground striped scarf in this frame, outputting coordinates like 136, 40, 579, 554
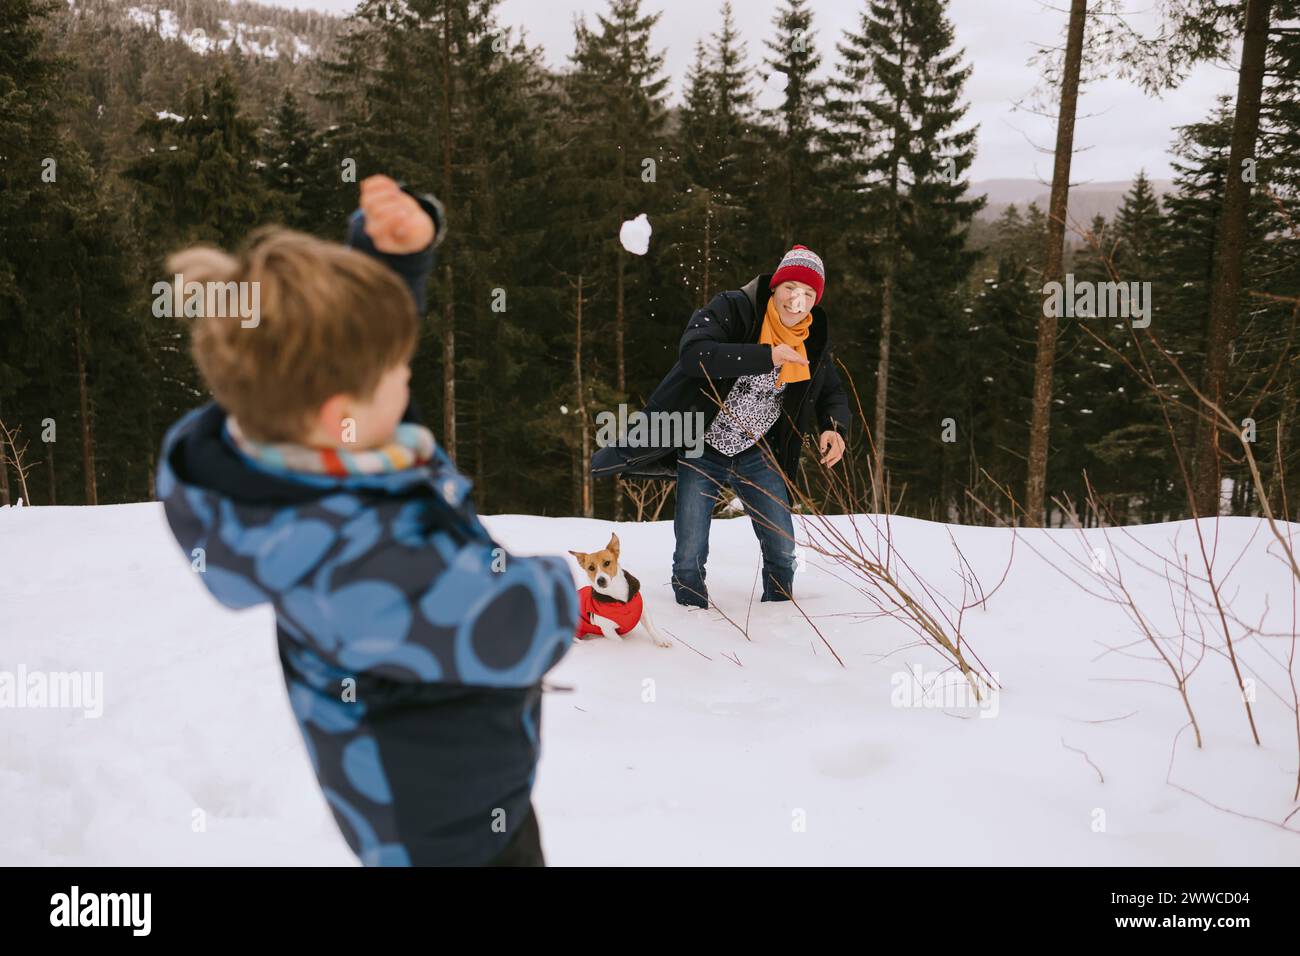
226, 416, 437, 477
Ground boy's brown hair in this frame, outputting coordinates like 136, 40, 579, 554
167, 228, 419, 443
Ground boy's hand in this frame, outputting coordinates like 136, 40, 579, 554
360, 175, 435, 254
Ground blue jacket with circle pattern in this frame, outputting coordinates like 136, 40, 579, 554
155, 193, 577, 865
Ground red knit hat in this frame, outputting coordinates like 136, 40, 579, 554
770, 244, 826, 304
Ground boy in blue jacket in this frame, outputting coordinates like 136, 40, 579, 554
154, 176, 579, 866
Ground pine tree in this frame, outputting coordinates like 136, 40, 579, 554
123, 70, 273, 458
1092, 174, 1177, 521
1051, 214, 1121, 520
758, 0, 832, 253
956, 257, 1037, 522
673, 3, 758, 298
829, 0, 983, 508
126, 71, 272, 249
1, 0, 152, 505
1024, 0, 1088, 526
567, 0, 669, 396
1252, 11, 1300, 513
565, 0, 669, 518
261, 89, 320, 232
447, 5, 570, 508
317, 0, 584, 512
0, 0, 69, 472
1159, 102, 1239, 511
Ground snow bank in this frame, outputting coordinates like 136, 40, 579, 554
2, 503, 1297, 865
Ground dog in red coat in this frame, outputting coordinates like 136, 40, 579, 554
568, 533, 672, 647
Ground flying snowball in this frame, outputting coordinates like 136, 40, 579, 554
765, 70, 788, 93
619, 214, 652, 256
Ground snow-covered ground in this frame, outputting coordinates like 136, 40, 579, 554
2, 502, 1298, 865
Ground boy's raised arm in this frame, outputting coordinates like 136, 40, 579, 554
345, 174, 446, 315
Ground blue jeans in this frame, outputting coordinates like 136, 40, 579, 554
671, 441, 797, 607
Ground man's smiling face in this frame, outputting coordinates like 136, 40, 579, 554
773, 280, 816, 324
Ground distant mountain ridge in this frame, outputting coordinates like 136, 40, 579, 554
969, 177, 1175, 225
67, 0, 341, 62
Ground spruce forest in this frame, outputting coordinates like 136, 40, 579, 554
2, 0, 1298, 527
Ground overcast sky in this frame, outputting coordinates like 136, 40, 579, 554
259, 0, 1239, 184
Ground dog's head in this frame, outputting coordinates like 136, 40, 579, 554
568, 532, 620, 591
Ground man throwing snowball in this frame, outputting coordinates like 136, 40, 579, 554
591, 244, 852, 608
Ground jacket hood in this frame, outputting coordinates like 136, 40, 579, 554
159, 403, 473, 509
155, 402, 479, 611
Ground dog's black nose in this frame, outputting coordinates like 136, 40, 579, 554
597, 576, 607, 587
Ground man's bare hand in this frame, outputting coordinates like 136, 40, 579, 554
818, 430, 846, 467
771, 343, 809, 367
360, 175, 435, 254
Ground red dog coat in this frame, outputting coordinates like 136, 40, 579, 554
576, 571, 644, 638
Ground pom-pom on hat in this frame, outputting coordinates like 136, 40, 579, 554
770, 244, 825, 305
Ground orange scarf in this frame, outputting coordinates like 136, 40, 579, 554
758, 296, 812, 387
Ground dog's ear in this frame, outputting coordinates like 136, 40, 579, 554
608, 532, 619, 554
567, 550, 585, 563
